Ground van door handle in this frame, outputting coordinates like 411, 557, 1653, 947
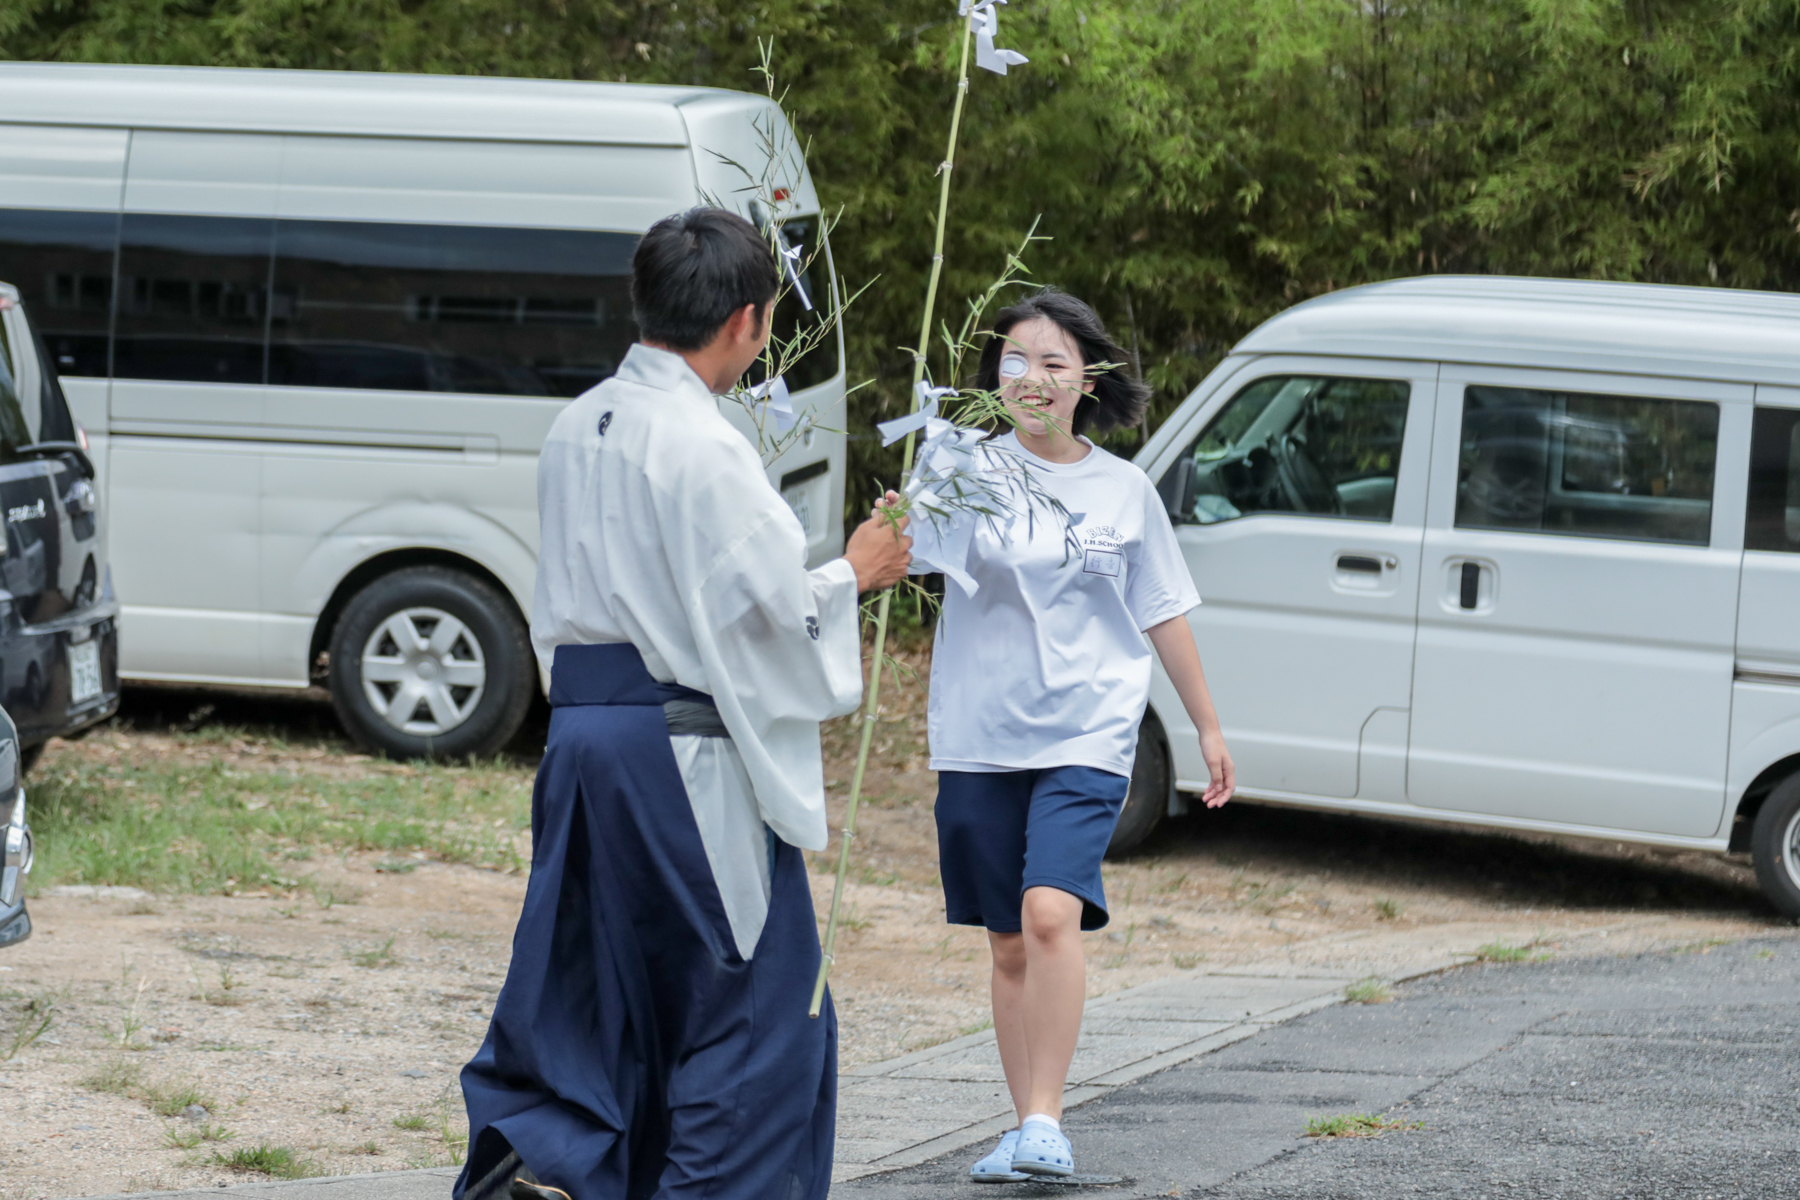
1337, 554, 1383, 575
1459, 561, 1480, 609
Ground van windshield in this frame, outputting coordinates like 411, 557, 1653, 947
0, 306, 42, 459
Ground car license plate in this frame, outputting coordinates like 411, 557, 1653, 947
70, 639, 101, 704
783, 486, 814, 536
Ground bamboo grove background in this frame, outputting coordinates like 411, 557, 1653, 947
7, 0, 1800, 507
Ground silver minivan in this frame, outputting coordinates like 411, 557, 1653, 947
0, 63, 846, 758
1121, 276, 1800, 917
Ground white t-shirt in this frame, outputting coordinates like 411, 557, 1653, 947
927, 432, 1200, 776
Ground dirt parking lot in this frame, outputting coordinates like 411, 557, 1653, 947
0, 661, 1784, 1198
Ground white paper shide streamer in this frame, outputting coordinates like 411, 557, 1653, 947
779, 240, 814, 312
960, 0, 1029, 75
746, 374, 799, 432
876, 381, 1035, 596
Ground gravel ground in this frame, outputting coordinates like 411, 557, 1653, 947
0, 671, 1789, 1197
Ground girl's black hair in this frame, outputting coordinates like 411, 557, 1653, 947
973, 288, 1148, 438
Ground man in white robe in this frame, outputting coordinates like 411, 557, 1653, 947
457, 207, 910, 1200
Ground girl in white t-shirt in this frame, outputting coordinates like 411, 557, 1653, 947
932, 290, 1235, 1181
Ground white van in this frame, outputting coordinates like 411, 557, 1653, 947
1120, 276, 1800, 917
0, 63, 846, 757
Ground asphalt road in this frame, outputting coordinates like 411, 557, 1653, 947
835, 935, 1800, 1200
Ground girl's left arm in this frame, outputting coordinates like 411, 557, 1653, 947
1145, 616, 1235, 807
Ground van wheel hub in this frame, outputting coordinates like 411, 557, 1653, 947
359, 607, 487, 736
1784, 809, 1800, 889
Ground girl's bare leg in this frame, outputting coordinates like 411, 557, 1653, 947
987, 931, 1030, 1121
1019, 885, 1086, 1119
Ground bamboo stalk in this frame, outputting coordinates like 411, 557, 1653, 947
810, 14, 976, 1018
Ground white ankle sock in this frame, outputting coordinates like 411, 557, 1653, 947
1022, 1113, 1061, 1132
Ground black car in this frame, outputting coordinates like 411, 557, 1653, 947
0, 283, 121, 773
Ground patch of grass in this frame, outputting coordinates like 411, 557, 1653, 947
164, 1123, 232, 1149
26, 754, 532, 895
1757, 949, 1776, 959
1372, 897, 1403, 921
311, 879, 365, 909
146, 1080, 216, 1118
1170, 953, 1206, 969
211, 1145, 321, 1180
393, 1111, 433, 1131
349, 936, 398, 968
959, 1017, 994, 1036
1305, 1112, 1424, 1138
1473, 939, 1533, 963
2, 991, 57, 1061
80, 1059, 144, 1095
351, 1140, 383, 1156
1345, 976, 1394, 1005
373, 859, 419, 874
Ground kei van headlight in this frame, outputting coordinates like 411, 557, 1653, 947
1, 789, 31, 908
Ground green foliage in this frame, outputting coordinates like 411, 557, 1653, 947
1305, 1111, 1423, 1138
25, 754, 530, 894
211, 1144, 321, 1180
7, 1, 1800, 506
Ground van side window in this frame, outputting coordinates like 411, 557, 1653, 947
0, 207, 120, 378
1455, 386, 1717, 546
1157, 375, 1411, 524
115, 213, 273, 385
1747, 406, 1800, 552
268, 221, 637, 398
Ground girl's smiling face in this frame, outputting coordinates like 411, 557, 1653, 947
997, 317, 1088, 443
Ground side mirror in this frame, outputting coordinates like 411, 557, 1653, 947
1158, 456, 1198, 523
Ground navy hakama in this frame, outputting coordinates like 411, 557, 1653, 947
456, 644, 836, 1200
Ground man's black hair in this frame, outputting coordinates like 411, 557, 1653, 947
974, 288, 1149, 437
631, 207, 779, 351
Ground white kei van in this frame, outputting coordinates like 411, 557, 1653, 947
1119, 276, 1800, 917
0, 63, 847, 758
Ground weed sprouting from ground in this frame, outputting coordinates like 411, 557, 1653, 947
1305, 1112, 1424, 1138
146, 1080, 216, 1118
211, 1145, 320, 1180
392, 1111, 432, 1131
1, 991, 57, 1061
1472, 938, 1549, 963
349, 936, 398, 969
1372, 896, 1403, 921
164, 1122, 232, 1149
79, 1059, 143, 1096
1344, 977, 1394, 1004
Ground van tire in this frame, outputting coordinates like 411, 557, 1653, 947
1751, 774, 1800, 920
1107, 712, 1171, 858
327, 567, 532, 761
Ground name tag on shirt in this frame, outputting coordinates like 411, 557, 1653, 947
1083, 548, 1123, 578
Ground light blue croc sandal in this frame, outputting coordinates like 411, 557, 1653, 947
1011, 1117, 1074, 1177
970, 1129, 1028, 1183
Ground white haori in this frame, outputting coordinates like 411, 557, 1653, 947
532, 343, 863, 957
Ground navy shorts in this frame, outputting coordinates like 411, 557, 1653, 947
935, 766, 1131, 933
